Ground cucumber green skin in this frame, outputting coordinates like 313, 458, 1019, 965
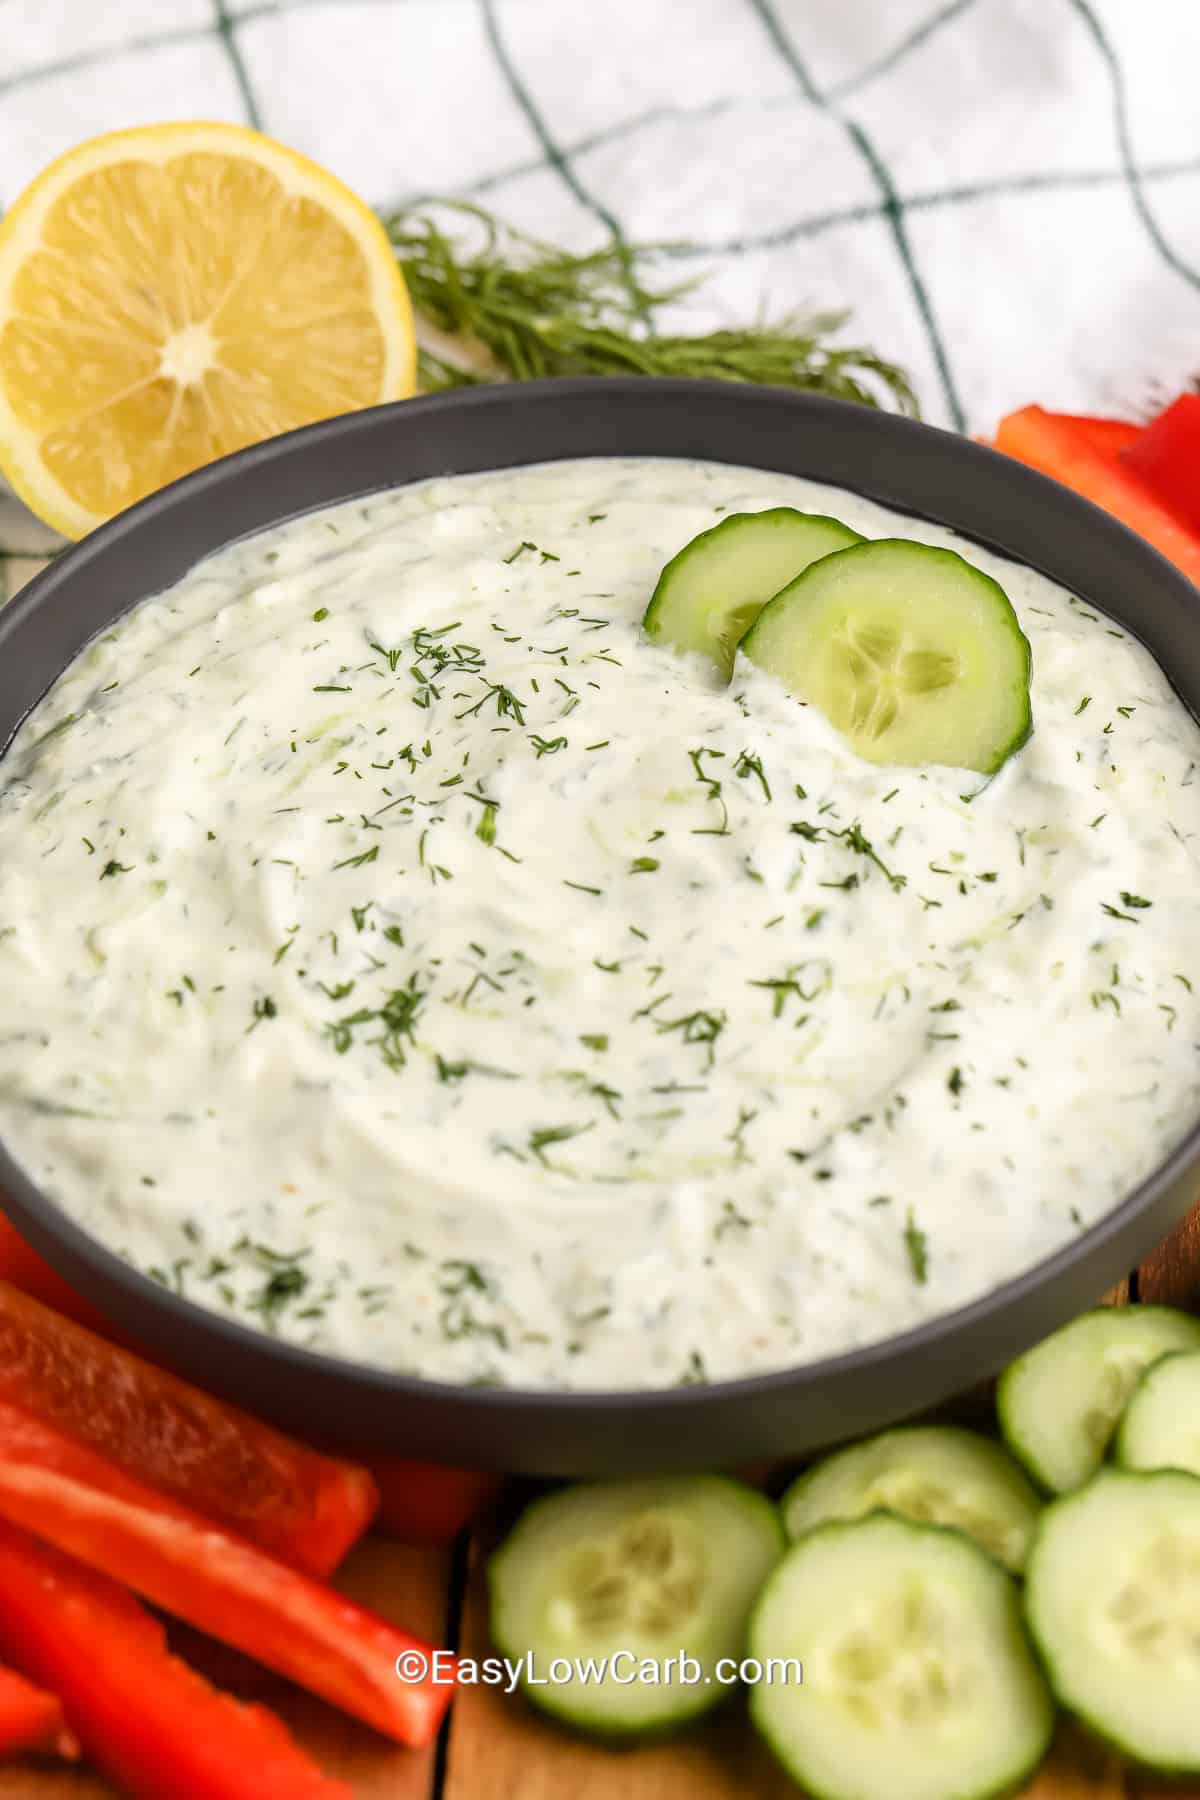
748, 1515, 1055, 1800
779, 1424, 1042, 1573
486, 1474, 784, 1740
642, 508, 863, 679
739, 539, 1033, 776
1024, 1467, 1200, 1774
997, 1306, 1200, 1495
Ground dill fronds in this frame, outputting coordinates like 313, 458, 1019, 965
384, 200, 918, 415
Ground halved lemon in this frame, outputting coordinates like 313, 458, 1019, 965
0, 121, 417, 538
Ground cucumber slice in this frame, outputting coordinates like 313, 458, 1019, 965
997, 1306, 1200, 1495
642, 509, 863, 678
487, 1474, 783, 1736
739, 539, 1032, 773
1025, 1467, 1200, 1772
749, 1514, 1054, 1800
781, 1426, 1041, 1574
1114, 1349, 1200, 1478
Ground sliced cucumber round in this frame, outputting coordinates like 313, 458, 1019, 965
739, 539, 1033, 773
749, 1513, 1054, 1800
642, 509, 863, 678
998, 1307, 1200, 1496
781, 1426, 1041, 1574
1025, 1467, 1200, 1772
487, 1474, 783, 1736
1114, 1348, 1200, 1478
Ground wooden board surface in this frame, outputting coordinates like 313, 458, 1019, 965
0, 1221, 1196, 1800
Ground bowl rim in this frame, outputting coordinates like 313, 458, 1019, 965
2, 373, 1198, 1431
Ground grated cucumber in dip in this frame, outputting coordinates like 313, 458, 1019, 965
0, 456, 1198, 1390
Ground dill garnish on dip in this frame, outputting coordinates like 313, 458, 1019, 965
0, 457, 1198, 1391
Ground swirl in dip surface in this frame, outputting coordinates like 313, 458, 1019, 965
1, 457, 1199, 1390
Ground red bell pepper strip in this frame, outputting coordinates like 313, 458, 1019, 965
1122, 394, 1200, 533
1053, 413, 1141, 458
366, 1458, 501, 1545
994, 405, 1200, 584
0, 1212, 120, 1338
0, 1519, 349, 1799
0, 1397, 454, 1746
0, 1663, 78, 1760
0, 1279, 377, 1578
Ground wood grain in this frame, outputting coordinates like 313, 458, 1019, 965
1137, 1201, 1200, 1307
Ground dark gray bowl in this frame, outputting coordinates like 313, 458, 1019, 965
2, 378, 1198, 1474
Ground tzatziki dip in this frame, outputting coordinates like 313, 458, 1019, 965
1, 457, 1198, 1391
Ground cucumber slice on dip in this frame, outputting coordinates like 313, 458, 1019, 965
749, 1513, 1054, 1800
643, 509, 863, 678
740, 539, 1033, 774
780, 1425, 1041, 1574
487, 1474, 783, 1736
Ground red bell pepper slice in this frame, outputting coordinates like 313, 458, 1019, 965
1122, 394, 1200, 533
0, 1279, 377, 1578
1053, 413, 1141, 458
366, 1457, 501, 1545
0, 1519, 348, 1799
0, 1397, 454, 1746
0, 1663, 78, 1760
0, 1212, 120, 1338
994, 405, 1200, 584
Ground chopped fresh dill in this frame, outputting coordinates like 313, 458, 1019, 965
687, 746, 730, 835
748, 962, 829, 1019
653, 1007, 726, 1069
457, 680, 527, 726
733, 749, 771, 801
247, 996, 277, 1032
332, 845, 379, 871
528, 1121, 594, 1164
903, 1212, 929, 1284
326, 978, 425, 1070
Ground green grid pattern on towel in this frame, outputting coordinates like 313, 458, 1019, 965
2, 0, 1199, 597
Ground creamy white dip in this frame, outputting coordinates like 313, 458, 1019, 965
1, 457, 1198, 1390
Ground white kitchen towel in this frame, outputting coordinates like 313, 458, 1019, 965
2, 0, 1199, 593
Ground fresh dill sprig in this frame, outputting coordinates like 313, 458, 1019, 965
384, 200, 918, 414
